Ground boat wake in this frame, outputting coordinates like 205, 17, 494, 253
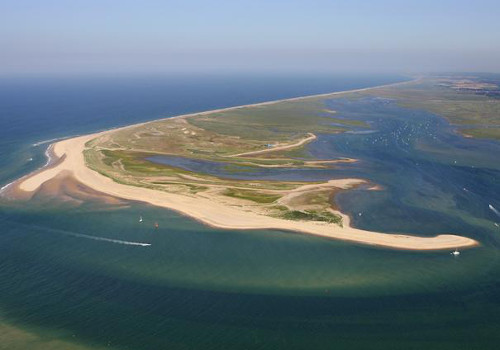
65, 231, 152, 246
34, 225, 151, 247
489, 204, 500, 217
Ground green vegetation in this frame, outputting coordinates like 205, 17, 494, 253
81, 75, 499, 230
186, 99, 346, 141
281, 210, 343, 225
85, 83, 450, 227
223, 188, 281, 203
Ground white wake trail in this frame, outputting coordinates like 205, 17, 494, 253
67, 231, 152, 246
35, 225, 151, 247
489, 204, 500, 217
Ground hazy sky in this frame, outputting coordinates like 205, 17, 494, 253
1, 0, 499, 75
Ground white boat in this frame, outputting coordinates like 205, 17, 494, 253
451, 250, 460, 256
139, 216, 143, 223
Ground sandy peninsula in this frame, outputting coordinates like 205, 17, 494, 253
11, 80, 479, 251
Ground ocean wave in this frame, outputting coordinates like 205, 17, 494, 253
0, 181, 15, 194
43, 145, 54, 167
32, 126, 116, 148
0, 146, 55, 197
32, 137, 67, 147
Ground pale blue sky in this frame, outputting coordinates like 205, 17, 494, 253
1, 0, 499, 74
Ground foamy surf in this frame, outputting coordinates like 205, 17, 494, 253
43, 145, 55, 167
32, 137, 67, 147
0, 181, 14, 195
32, 127, 118, 148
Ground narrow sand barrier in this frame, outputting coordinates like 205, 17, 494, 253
12, 79, 479, 251
15, 131, 478, 251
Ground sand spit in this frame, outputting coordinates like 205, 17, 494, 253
12, 131, 478, 251
228, 133, 317, 158
9, 78, 479, 250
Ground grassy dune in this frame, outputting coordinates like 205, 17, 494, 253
83, 97, 371, 225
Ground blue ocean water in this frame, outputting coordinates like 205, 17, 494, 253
1, 73, 500, 350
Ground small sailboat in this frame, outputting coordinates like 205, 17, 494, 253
139, 216, 143, 223
451, 249, 460, 256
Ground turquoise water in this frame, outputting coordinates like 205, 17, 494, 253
1, 74, 500, 349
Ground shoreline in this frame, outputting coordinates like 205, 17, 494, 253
6, 78, 479, 250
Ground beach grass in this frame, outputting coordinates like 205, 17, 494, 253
223, 188, 282, 203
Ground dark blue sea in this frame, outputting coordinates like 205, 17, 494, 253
1, 73, 500, 349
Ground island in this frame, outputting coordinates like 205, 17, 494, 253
8, 77, 488, 251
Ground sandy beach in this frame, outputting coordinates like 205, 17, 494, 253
12, 80, 479, 251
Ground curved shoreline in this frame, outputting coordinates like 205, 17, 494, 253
8, 79, 479, 250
